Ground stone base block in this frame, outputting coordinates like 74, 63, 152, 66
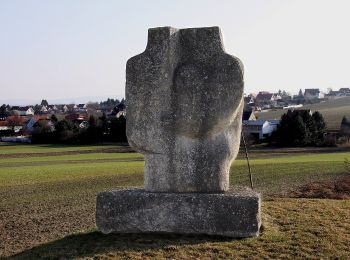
96, 188, 261, 238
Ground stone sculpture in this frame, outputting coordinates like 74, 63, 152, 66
96, 26, 261, 237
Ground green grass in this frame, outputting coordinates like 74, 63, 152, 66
256, 96, 350, 130
0, 143, 349, 258
0, 160, 144, 187
1, 149, 347, 193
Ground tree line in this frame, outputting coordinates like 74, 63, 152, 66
270, 110, 327, 146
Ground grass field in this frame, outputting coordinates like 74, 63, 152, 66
0, 143, 349, 259
256, 96, 350, 130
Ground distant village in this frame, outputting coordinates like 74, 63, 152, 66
0, 98, 126, 143
0, 87, 349, 143
242, 87, 349, 141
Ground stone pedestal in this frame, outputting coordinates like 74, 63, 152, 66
96, 26, 261, 238
96, 188, 261, 237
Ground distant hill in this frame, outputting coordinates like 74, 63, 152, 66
256, 97, 350, 131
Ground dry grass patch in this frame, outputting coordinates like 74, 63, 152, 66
290, 175, 350, 199
7, 199, 350, 259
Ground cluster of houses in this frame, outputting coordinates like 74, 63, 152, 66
244, 87, 349, 112
241, 87, 350, 140
10, 103, 104, 116
327, 88, 350, 98
0, 101, 126, 140
1, 87, 349, 143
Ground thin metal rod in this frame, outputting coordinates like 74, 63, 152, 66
241, 131, 253, 189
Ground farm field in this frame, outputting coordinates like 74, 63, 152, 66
0, 143, 349, 259
256, 96, 350, 130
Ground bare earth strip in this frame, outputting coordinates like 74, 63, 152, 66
0, 158, 143, 168
0, 146, 135, 159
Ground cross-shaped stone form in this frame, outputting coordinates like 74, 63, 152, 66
96, 27, 261, 237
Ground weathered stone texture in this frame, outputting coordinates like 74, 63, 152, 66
96, 26, 261, 238
96, 188, 261, 237
126, 26, 244, 193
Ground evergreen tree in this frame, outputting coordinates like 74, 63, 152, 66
274, 110, 326, 146
340, 115, 350, 139
50, 114, 58, 123
88, 115, 97, 128
0, 104, 7, 118
312, 111, 326, 144
54, 119, 77, 143
109, 116, 127, 143
85, 115, 103, 143
99, 113, 108, 134
40, 99, 49, 106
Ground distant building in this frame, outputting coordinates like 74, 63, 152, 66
54, 104, 68, 113
339, 88, 350, 95
12, 106, 35, 116
65, 113, 86, 121
64, 104, 75, 113
25, 115, 50, 133
242, 119, 280, 139
110, 102, 126, 118
254, 92, 282, 110
244, 96, 254, 105
40, 105, 48, 113
304, 89, 324, 99
255, 92, 281, 103
46, 105, 58, 114
0, 121, 9, 131
326, 90, 340, 97
0, 115, 29, 133
74, 104, 87, 112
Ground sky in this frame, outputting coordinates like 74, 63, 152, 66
1, 0, 350, 104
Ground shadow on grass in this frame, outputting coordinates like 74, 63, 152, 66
9, 231, 237, 259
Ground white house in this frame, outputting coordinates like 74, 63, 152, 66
244, 96, 254, 104
74, 104, 87, 112
46, 105, 58, 114
13, 106, 35, 116
40, 105, 48, 113
63, 105, 69, 113
242, 120, 280, 139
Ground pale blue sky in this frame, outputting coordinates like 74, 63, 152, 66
1, 0, 350, 103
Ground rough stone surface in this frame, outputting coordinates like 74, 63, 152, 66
96, 187, 261, 237
96, 26, 261, 238
126, 26, 244, 193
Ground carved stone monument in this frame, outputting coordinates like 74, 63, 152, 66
96, 26, 261, 237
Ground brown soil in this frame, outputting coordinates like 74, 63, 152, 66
0, 158, 143, 168
290, 175, 350, 199
0, 174, 143, 258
